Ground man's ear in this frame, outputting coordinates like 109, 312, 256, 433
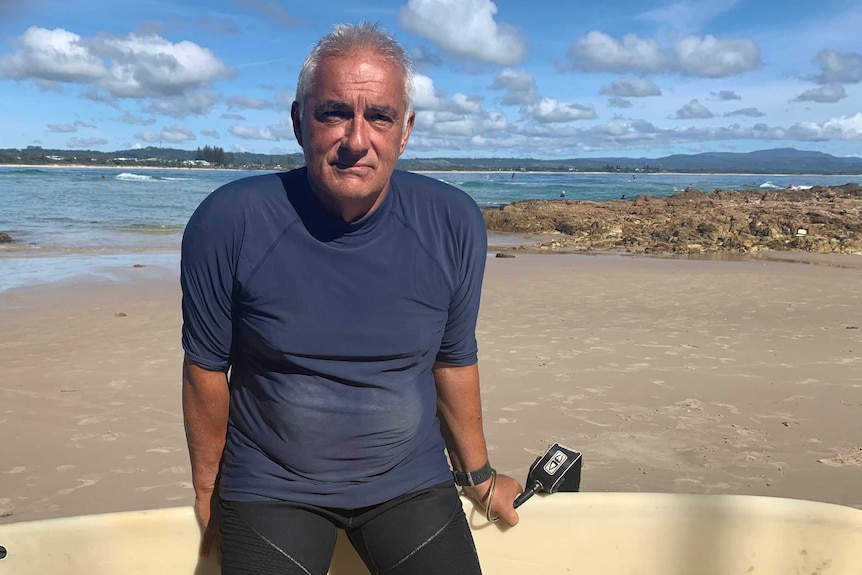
291, 101, 303, 146
399, 111, 415, 156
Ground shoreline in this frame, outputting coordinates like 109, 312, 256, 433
2, 164, 861, 178
0, 163, 274, 172
4, 231, 862, 296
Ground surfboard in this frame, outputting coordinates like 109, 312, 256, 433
1, 493, 861, 574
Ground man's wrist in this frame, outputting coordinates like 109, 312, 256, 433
452, 460, 494, 486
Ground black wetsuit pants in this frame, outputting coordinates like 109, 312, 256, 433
220, 480, 482, 575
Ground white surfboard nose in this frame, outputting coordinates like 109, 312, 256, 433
2, 494, 862, 574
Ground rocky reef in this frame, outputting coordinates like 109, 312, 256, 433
483, 184, 862, 255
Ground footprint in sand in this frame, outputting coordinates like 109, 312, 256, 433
712, 402, 741, 415
76, 416, 107, 426
675, 398, 704, 411
58, 478, 98, 495
817, 448, 862, 467
158, 466, 188, 475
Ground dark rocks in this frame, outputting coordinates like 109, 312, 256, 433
0, 232, 13, 243
482, 185, 862, 255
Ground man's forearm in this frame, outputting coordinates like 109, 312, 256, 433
435, 362, 523, 526
433, 362, 490, 473
182, 356, 230, 496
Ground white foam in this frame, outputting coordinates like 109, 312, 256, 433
759, 181, 783, 189
116, 173, 156, 181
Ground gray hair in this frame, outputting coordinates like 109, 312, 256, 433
295, 22, 414, 130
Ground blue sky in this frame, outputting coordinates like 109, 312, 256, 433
1, 0, 861, 159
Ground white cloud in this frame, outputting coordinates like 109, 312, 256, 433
136, 125, 196, 144
527, 98, 596, 123
607, 97, 633, 109
408, 74, 489, 119
49, 121, 96, 133
711, 90, 741, 100
568, 31, 761, 78
674, 99, 715, 119
265, 119, 296, 141
160, 125, 196, 143
0, 27, 105, 82
674, 35, 761, 78
145, 91, 220, 117
81, 87, 119, 109
451, 93, 483, 114
230, 126, 278, 140
810, 50, 862, 84
408, 116, 855, 155
724, 107, 765, 118
793, 84, 846, 103
600, 77, 662, 97
119, 112, 156, 126
412, 74, 446, 110
569, 32, 664, 74
47, 123, 79, 133
490, 68, 538, 105
0, 27, 231, 99
408, 112, 510, 151
400, 0, 527, 66
790, 113, 862, 140
200, 128, 220, 139
91, 33, 231, 98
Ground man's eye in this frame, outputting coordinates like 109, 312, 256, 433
370, 114, 395, 124
319, 111, 348, 122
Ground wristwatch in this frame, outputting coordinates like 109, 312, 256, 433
452, 461, 494, 487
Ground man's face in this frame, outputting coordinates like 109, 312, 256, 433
292, 51, 414, 218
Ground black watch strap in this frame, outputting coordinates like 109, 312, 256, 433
452, 461, 494, 486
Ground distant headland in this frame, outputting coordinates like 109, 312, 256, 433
2, 146, 861, 175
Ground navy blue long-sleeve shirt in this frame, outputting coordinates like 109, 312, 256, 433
181, 168, 487, 508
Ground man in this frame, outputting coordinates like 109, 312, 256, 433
181, 22, 521, 575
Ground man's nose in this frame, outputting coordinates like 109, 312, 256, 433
341, 117, 370, 154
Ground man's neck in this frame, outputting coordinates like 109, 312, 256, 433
311, 185, 389, 223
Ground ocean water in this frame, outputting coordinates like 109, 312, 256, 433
0, 166, 858, 292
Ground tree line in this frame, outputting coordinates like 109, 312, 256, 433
194, 145, 235, 166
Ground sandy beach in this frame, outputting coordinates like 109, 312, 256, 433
1, 252, 861, 525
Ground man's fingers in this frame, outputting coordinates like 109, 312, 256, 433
491, 474, 522, 526
200, 525, 222, 563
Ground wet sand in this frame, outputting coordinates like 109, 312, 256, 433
1, 252, 860, 524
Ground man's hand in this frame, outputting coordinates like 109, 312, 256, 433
194, 487, 222, 561
462, 472, 523, 526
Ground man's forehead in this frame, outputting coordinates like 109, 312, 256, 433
315, 53, 404, 87
309, 55, 406, 107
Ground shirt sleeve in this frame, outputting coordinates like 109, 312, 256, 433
180, 188, 241, 372
435, 195, 487, 366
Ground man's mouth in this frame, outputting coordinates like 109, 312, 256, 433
333, 163, 373, 173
